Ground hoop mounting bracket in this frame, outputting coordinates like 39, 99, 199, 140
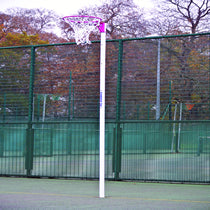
98, 22, 106, 33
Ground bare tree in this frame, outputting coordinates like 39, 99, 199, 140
147, 0, 210, 108
60, 0, 149, 40
3, 8, 58, 35
0, 8, 66, 44
169, 0, 209, 33
0, 12, 15, 34
148, 14, 182, 36
154, 0, 210, 34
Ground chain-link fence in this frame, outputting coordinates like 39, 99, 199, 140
0, 33, 209, 182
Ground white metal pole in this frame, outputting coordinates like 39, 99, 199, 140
156, 39, 161, 120
99, 23, 106, 198
42, 94, 47, 129
171, 103, 177, 152
177, 103, 182, 151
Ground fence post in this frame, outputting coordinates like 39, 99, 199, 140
209, 34, 210, 118
0, 127, 4, 157
113, 40, 123, 180
72, 86, 74, 119
0, 93, 6, 157
25, 46, 35, 176
25, 126, 34, 176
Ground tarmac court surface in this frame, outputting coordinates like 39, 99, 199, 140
0, 177, 209, 209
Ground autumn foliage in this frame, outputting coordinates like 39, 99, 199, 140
0, 30, 49, 47
0, 5, 209, 121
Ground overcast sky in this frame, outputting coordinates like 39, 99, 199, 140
0, 0, 154, 16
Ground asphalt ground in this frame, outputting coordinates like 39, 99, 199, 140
0, 177, 209, 209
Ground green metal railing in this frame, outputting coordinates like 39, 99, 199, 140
0, 33, 210, 183
0, 121, 209, 182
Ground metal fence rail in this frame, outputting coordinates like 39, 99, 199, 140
0, 33, 210, 183
0, 121, 209, 182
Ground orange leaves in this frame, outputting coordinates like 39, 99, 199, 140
188, 49, 208, 70
0, 31, 49, 47
0, 24, 6, 42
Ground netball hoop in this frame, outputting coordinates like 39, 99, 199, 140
62, 15, 105, 45
63, 15, 106, 198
